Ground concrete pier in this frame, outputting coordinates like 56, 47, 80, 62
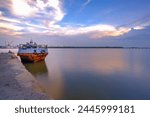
0, 52, 48, 99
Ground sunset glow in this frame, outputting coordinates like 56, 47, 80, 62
0, 0, 150, 46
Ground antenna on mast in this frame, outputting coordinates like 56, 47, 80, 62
30, 37, 33, 43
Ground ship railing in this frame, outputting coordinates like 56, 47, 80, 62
19, 44, 47, 49
19, 44, 26, 49
38, 45, 47, 48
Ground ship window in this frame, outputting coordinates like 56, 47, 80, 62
41, 50, 45, 53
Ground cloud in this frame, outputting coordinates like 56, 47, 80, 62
0, 0, 65, 26
11, 0, 38, 17
0, 22, 23, 31
0, 12, 21, 24
9, 0, 65, 26
0, 10, 131, 39
0, 0, 65, 34
133, 26, 144, 30
0, 0, 148, 41
0, 12, 23, 37
0, 0, 11, 8
79, 0, 92, 12
117, 14, 150, 30
41, 24, 131, 39
83, 0, 92, 6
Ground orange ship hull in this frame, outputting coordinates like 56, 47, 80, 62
17, 53, 48, 62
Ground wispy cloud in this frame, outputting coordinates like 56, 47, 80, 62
117, 14, 150, 30
0, 13, 131, 39
39, 24, 131, 39
83, 0, 92, 7
0, 12, 21, 24
0, 22, 23, 31
0, 0, 66, 34
79, 0, 92, 12
1, 0, 149, 40
9, 0, 65, 25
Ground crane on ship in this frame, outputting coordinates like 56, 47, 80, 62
5, 41, 14, 48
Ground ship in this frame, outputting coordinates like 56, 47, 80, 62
17, 40, 48, 62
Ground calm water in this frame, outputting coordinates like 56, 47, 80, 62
1, 48, 150, 99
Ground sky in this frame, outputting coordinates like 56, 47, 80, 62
0, 0, 150, 47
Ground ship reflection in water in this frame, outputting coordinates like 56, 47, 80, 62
23, 61, 48, 76
23, 61, 64, 99
23, 61, 52, 97
23, 49, 150, 100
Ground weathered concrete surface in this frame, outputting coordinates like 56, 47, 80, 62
0, 53, 49, 100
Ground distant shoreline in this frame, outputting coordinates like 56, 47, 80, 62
46, 47, 150, 49
0, 46, 150, 49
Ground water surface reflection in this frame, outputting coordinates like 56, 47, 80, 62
23, 61, 48, 76
23, 49, 150, 99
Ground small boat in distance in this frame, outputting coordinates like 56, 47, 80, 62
17, 40, 48, 62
